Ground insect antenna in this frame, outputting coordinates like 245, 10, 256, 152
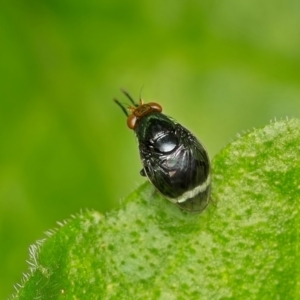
113, 98, 129, 116
138, 85, 145, 103
121, 88, 139, 107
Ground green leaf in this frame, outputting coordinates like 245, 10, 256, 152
11, 118, 300, 299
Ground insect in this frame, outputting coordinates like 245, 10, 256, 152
114, 90, 211, 213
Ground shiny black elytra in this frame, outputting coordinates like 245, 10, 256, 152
114, 90, 211, 213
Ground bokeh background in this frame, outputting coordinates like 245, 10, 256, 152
1, 0, 300, 298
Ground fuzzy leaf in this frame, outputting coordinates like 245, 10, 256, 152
11, 118, 300, 299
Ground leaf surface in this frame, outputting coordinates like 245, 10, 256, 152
12, 118, 300, 300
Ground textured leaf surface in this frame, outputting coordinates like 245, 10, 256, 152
12, 118, 300, 299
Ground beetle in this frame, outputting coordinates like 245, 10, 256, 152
114, 90, 211, 213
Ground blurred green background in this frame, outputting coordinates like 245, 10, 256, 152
1, 0, 300, 298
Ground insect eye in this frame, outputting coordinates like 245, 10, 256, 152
148, 102, 162, 113
127, 114, 137, 129
153, 132, 178, 153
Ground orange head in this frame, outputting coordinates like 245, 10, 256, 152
114, 90, 162, 130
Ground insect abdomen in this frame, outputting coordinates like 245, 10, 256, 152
135, 113, 211, 213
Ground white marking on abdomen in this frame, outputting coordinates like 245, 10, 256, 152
168, 174, 211, 203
